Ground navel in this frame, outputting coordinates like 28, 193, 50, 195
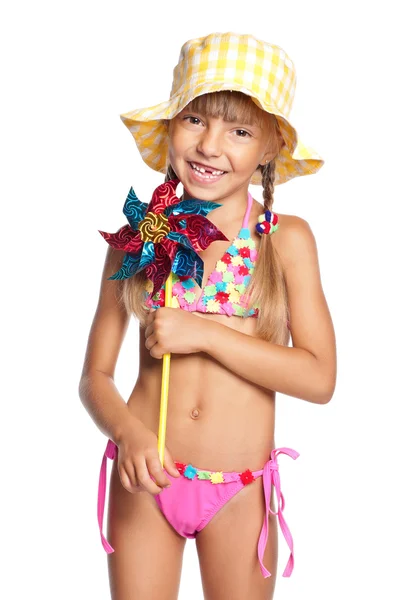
190, 407, 200, 420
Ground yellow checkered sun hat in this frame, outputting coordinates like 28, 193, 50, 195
120, 32, 324, 185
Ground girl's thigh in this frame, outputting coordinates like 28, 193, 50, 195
195, 478, 278, 600
106, 460, 187, 600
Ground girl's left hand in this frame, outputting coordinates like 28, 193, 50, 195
144, 307, 210, 359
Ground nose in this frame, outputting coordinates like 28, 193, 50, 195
196, 125, 223, 158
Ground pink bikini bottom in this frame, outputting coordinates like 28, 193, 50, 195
97, 440, 299, 579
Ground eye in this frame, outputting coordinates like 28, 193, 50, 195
235, 129, 252, 138
183, 115, 202, 126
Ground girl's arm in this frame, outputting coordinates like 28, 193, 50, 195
203, 216, 337, 404
145, 216, 336, 405
78, 245, 139, 443
79, 245, 181, 491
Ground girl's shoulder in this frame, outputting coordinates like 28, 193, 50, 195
270, 213, 318, 271
274, 212, 311, 232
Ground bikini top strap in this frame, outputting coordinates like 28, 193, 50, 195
242, 191, 254, 229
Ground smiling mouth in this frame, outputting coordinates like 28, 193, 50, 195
188, 161, 227, 179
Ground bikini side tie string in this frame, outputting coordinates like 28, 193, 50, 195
97, 439, 118, 553
257, 447, 300, 578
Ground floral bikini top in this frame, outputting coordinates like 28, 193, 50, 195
144, 191, 261, 317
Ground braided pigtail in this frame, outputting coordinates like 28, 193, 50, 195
245, 159, 290, 345
261, 161, 275, 212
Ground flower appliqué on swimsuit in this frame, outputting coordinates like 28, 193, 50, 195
239, 469, 255, 485
197, 470, 212, 480
210, 472, 225, 484
175, 462, 187, 475
183, 464, 198, 480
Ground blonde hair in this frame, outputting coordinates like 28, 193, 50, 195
121, 91, 290, 345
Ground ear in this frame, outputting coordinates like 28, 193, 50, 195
259, 145, 280, 166
259, 118, 285, 166
259, 152, 272, 167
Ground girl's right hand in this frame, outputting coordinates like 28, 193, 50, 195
116, 418, 181, 495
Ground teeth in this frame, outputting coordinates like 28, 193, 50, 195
191, 162, 224, 177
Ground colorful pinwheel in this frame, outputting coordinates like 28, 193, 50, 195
98, 178, 228, 295
99, 178, 228, 465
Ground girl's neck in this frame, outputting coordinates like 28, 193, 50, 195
180, 185, 252, 233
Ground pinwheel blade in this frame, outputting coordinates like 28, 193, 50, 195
164, 199, 223, 218
181, 214, 229, 251
137, 241, 156, 272
161, 236, 179, 264
107, 252, 141, 280
99, 225, 142, 253
147, 179, 181, 214
172, 247, 204, 287
145, 244, 172, 295
122, 186, 147, 229
166, 229, 196, 252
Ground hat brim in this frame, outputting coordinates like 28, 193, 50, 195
120, 83, 324, 186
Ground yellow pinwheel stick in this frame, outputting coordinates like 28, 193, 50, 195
157, 272, 173, 466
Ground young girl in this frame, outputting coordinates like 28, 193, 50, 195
79, 32, 336, 600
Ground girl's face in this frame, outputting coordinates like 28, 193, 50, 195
167, 105, 278, 203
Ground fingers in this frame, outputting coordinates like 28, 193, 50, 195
135, 456, 166, 495
144, 324, 156, 350
144, 310, 155, 330
144, 331, 165, 359
119, 462, 140, 493
144, 320, 164, 359
146, 455, 172, 490
145, 322, 154, 338
164, 447, 181, 478
145, 308, 159, 327
148, 344, 165, 359
145, 338, 163, 358
144, 310, 168, 359
119, 456, 164, 495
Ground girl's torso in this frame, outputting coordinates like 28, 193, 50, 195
126, 193, 277, 471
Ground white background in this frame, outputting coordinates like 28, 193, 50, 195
2, 1, 397, 598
